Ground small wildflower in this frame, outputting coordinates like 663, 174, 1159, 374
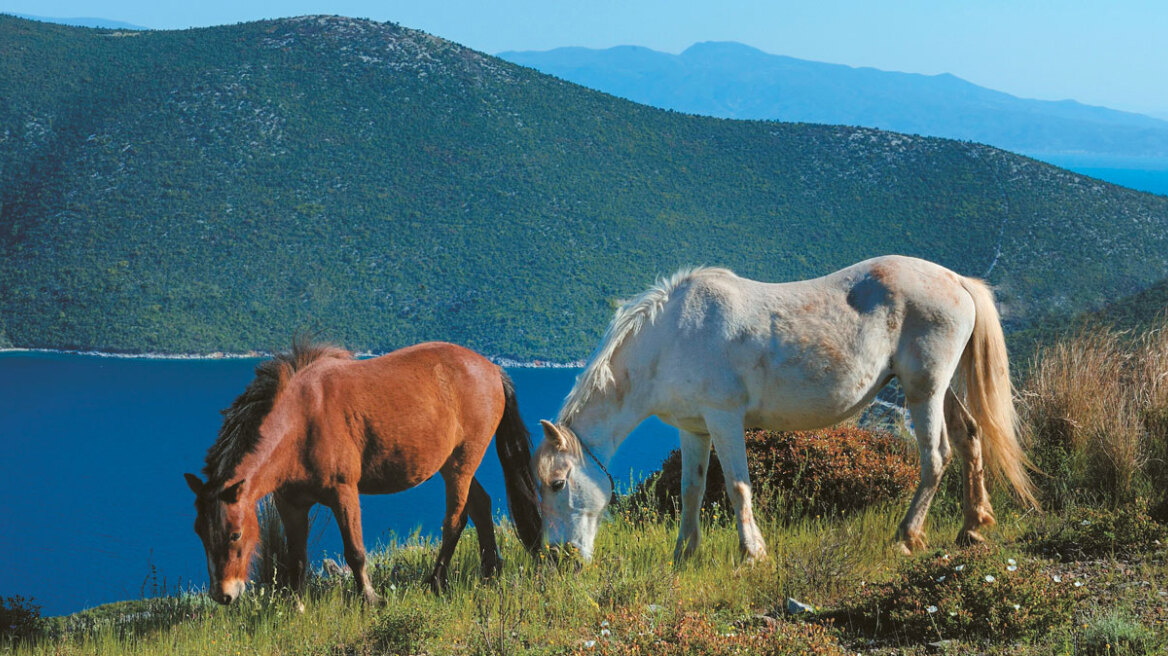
1007, 565, 1018, 572
955, 564, 965, 572
1013, 604, 1020, 611
583, 640, 597, 648
985, 575, 996, 583
600, 620, 609, 628
1074, 580, 1084, 588
926, 605, 938, 614
1007, 558, 1017, 565
1053, 575, 1062, 583
600, 629, 611, 637
1081, 519, 1092, 526
936, 575, 946, 582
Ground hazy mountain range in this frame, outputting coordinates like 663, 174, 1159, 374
499, 42, 1168, 162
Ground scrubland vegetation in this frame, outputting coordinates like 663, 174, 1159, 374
4, 318, 1168, 655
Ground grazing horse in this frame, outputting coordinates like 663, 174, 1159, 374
184, 340, 541, 605
534, 255, 1037, 563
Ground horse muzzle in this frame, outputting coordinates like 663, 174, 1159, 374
212, 579, 246, 605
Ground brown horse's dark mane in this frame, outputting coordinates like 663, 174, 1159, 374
202, 337, 351, 487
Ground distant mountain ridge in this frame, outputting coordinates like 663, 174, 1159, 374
499, 41, 1168, 161
5, 13, 145, 30
2, 16, 1167, 359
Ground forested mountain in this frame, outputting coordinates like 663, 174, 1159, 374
499, 42, 1168, 161
2, 15, 1167, 360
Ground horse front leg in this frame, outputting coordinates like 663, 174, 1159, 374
329, 484, 381, 605
273, 491, 310, 606
674, 430, 712, 563
705, 411, 767, 563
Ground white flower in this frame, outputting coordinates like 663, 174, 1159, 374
1007, 558, 1017, 565
600, 621, 610, 628
936, 575, 947, 582
942, 554, 950, 560
926, 605, 938, 614
955, 564, 965, 572
1007, 565, 1018, 572
600, 629, 611, 637
1013, 604, 1020, 611
1074, 581, 1084, 588
1081, 519, 1092, 526
1053, 575, 1062, 583
584, 640, 597, 648
949, 611, 958, 617
985, 575, 996, 583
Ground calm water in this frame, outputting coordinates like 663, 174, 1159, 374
0, 353, 677, 616
1036, 156, 1168, 196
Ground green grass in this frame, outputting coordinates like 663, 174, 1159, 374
6, 489, 1166, 654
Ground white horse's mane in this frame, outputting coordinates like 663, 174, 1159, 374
557, 266, 733, 424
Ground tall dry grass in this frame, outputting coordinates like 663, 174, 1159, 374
1019, 316, 1168, 508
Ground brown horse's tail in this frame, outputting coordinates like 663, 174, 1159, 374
958, 277, 1040, 510
496, 371, 543, 554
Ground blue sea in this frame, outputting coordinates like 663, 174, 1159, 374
0, 353, 678, 616
1037, 156, 1168, 196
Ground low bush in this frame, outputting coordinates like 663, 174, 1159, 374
1022, 498, 1167, 561
628, 427, 916, 521
571, 609, 848, 656
367, 605, 438, 655
1, 595, 42, 642
847, 545, 1082, 644
1077, 611, 1164, 656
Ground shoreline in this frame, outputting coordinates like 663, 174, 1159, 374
0, 347, 585, 368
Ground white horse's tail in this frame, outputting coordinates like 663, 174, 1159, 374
957, 277, 1040, 510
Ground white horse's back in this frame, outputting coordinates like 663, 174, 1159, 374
622, 256, 974, 432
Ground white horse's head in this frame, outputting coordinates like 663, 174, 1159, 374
533, 420, 613, 562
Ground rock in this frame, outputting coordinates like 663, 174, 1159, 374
785, 597, 815, 615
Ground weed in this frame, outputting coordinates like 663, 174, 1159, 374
1023, 498, 1167, 561
1077, 610, 1164, 655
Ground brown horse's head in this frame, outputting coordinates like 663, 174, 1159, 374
184, 473, 259, 604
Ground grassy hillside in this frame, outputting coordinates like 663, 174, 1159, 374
2, 15, 1168, 359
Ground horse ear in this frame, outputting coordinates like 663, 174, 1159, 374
184, 473, 205, 495
218, 480, 245, 504
540, 420, 569, 451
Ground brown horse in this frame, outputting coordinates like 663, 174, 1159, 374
183, 339, 542, 605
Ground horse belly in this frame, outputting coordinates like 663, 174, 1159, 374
743, 362, 889, 431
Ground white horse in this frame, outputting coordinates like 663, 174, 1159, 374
534, 255, 1037, 562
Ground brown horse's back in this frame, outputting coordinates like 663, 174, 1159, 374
276, 342, 504, 495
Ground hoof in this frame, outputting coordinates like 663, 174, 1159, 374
426, 573, 449, 595
363, 590, 384, 607
895, 533, 928, 555
956, 529, 987, 546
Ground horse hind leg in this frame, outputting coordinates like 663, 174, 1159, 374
466, 477, 501, 579
428, 467, 473, 594
896, 392, 949, 554
945, 388, 996, 545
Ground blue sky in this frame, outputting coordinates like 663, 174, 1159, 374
4, 0, 1166, 118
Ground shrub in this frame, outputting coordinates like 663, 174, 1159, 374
1020, 319, 1168, 508
1077, 611, 1164, 656
629, 427, 916, 521
0, 595, 42, 642
848, 546, 1082, 644
570, 610, 848, 656
1023, 498, 1167, 561
367, 605, 438, 655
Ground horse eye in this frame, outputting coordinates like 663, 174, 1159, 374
230, 531, 242, 542
550, 479, 566, 492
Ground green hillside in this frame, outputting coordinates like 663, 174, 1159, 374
2, 15, 1167, 360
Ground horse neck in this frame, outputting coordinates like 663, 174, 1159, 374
229, 418, 301, 504
564, 387, 645, 465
